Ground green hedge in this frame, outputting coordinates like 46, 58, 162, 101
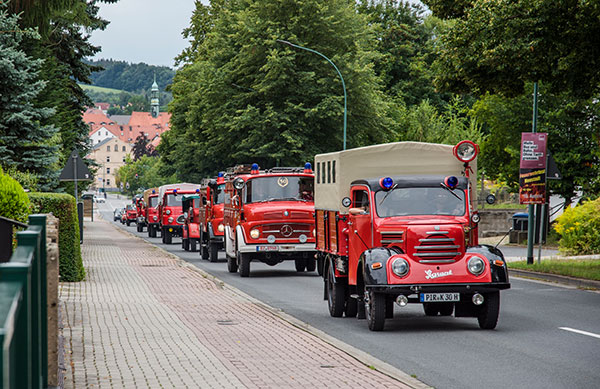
0, 168, 30, 223
554, 198, 600, 255
28, 192, 85, 282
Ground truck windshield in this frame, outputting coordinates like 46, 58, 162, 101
214, 184, 226, 204
148, 196, 158, 207
246, 176, 314, 203
166, 194, 182, 206
193, 198, 200, 208
375, 187, 466, 217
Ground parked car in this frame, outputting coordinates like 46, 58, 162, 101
113, 208, 122, 221
94, 196, 106, 203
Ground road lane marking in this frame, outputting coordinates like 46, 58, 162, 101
559, 327, 600, 339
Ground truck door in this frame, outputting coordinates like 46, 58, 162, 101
348, 186, 373, 284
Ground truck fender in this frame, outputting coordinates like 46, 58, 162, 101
467, 245, 510, 283
361, 247, 397, 286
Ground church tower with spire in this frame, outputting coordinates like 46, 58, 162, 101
150, 74, 159, 118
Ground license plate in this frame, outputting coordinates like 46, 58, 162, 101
257, 246, 279, 252
420, 293, 460, 302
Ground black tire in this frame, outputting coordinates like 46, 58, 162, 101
182, 238, 189, 251
478, 292, 500, 329
164, 229, 172, 244
306, 257, 316, 272
209, 242, 219, 262
327, 267, 345, 317
239, 251, 250, 277
366, 290, 386, 331
161, 228, 166, 244
190, 239, 197, 252
137, 223, 143, 232
295, 258, 306, 272
148, 225, 153, 238
227, 254, 238, 273
385, 296, 394, 319
344, 297, 358, 318
317, 255, 324, 276
126, 221, 130, 226
200, 230, 209, 260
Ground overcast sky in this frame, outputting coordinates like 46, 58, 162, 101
89, 0, 426, 69
89, 0, 198, 68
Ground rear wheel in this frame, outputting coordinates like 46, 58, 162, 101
295, 258, 306, 272
306, 257, 316, 272
182, 238, 189, 251
317, 255, 324, 276
423, 303, 439, 316
190, 239, 197, 252
439, 303, 454, 316
209, 242, 219, 262
126, 220, 130, 226
326, 267, 345, 317
148, 225, 154, 238
365, 290, 386, 331
164, 229, 172, 244
344, 297, 358, 318
477, 292, 500, 329
137, 223, 143, 232
200, 230, 209, 260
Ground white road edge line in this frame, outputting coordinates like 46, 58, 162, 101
559, 327, 600, 339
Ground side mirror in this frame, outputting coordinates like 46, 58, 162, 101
341, 197, 352, 207
486, 194, 496, 205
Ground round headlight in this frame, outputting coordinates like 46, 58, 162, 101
166, 209, 171, 215
153, 216, 158, 221
233, 177, 245, 190
299, 234, 307, 243
391, 258, 409, 277
250, 229, 260, 239
168, 217, 174, 224
471, 213, 481, 224
468, 257, 485, 276
267, 235, 276, 243
454, 140, 478, 163
217, 223, 224, 232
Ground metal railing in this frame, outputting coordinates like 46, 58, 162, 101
0, 214, 48, 388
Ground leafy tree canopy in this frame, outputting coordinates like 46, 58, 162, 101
424, 0, 600, 98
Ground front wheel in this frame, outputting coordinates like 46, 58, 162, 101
306, 257, 316, 272
227, 254, 238, 273
327, 267, 345, 317
365, 290, 386, 331
137, 223, 143, 232
238, 251, 250, 277
190, 239, 197, 252
295, 258, 306, 272
126, 220, 130, 226
164, 229, 172, 244
209, 242, 219, 262
182, 238, 189, 251
478, 292, 500, 329
200, 230, 209, 260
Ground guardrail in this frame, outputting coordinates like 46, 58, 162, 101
0, 214, 48, 388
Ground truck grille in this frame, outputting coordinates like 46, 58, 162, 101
413, 231, 461, 263
261, 223, 312, 240
381, 231, 404, 245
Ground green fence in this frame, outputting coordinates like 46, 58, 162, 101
0, 214, 48, 388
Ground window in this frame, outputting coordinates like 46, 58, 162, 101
352, 190, 370, 214
332, 161, 336, 183
106, 179, 110, 186
327, 161, 331, 183
122, 157, 126, 162
106, 156, 110, 162
106, 146, 110, 152
316, 162, 320, 184
122, 146, 126, 152
114, 145, 118, 151
106, 167, 110, 174
321, 162, 326, 184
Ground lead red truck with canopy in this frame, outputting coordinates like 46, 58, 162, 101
314, 141, 510, 331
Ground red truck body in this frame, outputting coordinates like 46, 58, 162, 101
157, 183, 201, 244
181, 194, 201, 252
145, 191, 160, 238
134, 194, 146, 232
125, 203, 137, 226
315, 141, 510, 331
198, 173, 226, 262
223, 164, 316, 277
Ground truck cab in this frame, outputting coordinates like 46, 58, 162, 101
125, 203, 137, 226
181, 193, 202, 252
199, 173, 227, 262
315, 141, 510, 331
144, 188, 160, 238
223, 163, 316, 277
134, 194, 146, 232
157, 183, 201, 244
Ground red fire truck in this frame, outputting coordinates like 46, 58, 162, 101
157, 183, 201, 244
315, 141, 510, 331
199, 172, 226, 262
125, 203, 137, 226
181, 193, 202, 252
134, 194, 146, 232
223, 163, 316, 277
144, 188, 160, 238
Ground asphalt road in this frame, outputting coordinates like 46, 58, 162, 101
98, 197, 600, 389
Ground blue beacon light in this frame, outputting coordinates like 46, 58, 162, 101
380, 177, 394, 190
444, 176, 458, 189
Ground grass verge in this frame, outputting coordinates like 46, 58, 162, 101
508, 259, 600, 281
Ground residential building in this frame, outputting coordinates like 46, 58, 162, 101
88, 137, 132, 191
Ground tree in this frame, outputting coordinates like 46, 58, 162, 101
115, 155, 175, 196
423, 0, 600, 99
0, 4, 58, 187
164, 0, 393, 180
132, 134, 158, 161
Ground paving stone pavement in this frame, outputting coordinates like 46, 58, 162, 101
60, 218, 417, 388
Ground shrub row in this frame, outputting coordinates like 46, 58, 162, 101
28, 192, 85, 282
554, 198, 600, 255
0, 167, 30, 223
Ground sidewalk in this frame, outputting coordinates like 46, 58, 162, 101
60, 217, 426, 388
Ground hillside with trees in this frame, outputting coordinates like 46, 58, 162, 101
86, 59, 175, 93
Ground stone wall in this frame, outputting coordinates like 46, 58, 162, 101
46, 214, 59, 387
478, 209, 518, 237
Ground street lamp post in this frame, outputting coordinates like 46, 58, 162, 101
276, 39, 347, 150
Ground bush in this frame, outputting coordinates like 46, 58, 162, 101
0, 168, 30, 222
554, 198, 600, 255
28, 192, 85, 282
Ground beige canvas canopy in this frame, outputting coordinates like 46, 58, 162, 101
143, 187, 158, 205
157, 183, 201, 206
314, 141, 477, 212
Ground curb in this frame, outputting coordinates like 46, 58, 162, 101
101, 216, 431, 389
509, 268, 600, 290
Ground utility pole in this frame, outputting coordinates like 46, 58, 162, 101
526, 82, 539, 265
